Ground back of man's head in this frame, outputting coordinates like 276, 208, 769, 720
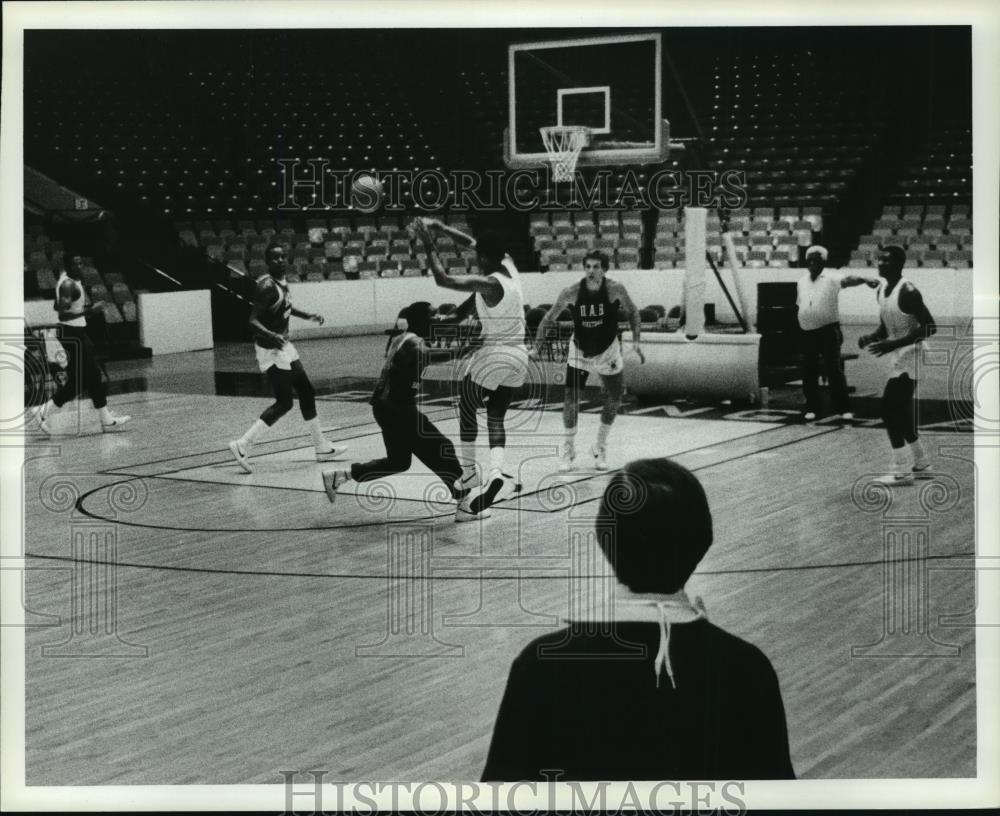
596, 458, 713, 594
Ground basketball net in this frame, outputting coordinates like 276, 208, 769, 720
540, 125, 591, 182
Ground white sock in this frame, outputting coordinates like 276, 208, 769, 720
240, 419, 269, 448
909, 438, 928, 466
489, 446, 505, 472
460, 440, 477, 473
306, 417, 326, 447
40, 399, 55, 419
596, 422, 612, 448
98, 406, 114, 424
890, 447, 910, 475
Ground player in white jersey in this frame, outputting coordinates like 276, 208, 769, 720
413, 218, 528, 521
30, 254, 130, 435
859, 246, 936, 485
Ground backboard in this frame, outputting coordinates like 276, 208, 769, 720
505, 32, 667, 169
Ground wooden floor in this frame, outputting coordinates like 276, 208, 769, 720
20, 335, 976, 783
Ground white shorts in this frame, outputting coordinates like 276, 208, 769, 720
885, 342, 922, 382
255, 340, 300, 373
567, 338, 624, 378
463, 344, 529, 391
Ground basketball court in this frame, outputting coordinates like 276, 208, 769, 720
6, 16, 989, 804
19, 330, 977, 783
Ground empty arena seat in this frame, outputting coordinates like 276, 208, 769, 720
947, 248, 972, 267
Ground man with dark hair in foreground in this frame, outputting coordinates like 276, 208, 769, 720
482, 458, 795, 781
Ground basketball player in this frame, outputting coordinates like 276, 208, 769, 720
796, 245, 879, 421
531, 250, 643, 471
30, 254, 130, 434
228, 242, 345, 473
859, 246, 936, 485
412, 218, 528, 520
320, 301, 470, 509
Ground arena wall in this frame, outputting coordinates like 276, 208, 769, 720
22, 269, 976, 351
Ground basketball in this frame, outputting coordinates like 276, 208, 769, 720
351, 174, 385, 212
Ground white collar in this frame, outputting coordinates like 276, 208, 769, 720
565, 587, 708, 690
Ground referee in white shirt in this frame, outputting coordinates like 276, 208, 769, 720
796, 246, 878, 421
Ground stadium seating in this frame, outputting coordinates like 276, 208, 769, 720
852, 198, 973, 267
23, 30, 970, 280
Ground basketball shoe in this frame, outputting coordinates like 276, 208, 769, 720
315, 440, 349, 461
29, 406, 51, 437
322, 469, 351, 503
559, 440, 576, 472
229, 440, 253, 474
591, 444, 608, 471
873, 471, 914, 486
101, 413, 131, 432
459, 468, 519, 519
457, 464, 481, 492
455, 501, 493, 523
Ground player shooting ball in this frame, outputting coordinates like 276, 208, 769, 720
412, 217, 528, 521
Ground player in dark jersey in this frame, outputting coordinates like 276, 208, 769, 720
228, 242, 346, 473
320, 302, 469, 510
30, 253, 130, 435
532, 251, 643, 471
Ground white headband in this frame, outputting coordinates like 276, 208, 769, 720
805, 245, 829, 261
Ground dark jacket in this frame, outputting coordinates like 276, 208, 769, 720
482, 619, 795, 781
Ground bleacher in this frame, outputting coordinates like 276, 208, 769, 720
703, 50, 873, 210
847, 120, 973, 269
180, 212, 484, 283
849, 203, 972, 269
23, 29, 971, 285
531, 210, 644, 272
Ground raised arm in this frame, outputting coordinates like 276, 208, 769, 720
412, 219, 502, 298
532, 284, 577, 354
422, 216, 475, 247
840, 274, 880, 289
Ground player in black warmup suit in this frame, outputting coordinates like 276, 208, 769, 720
320, 302, 469, 509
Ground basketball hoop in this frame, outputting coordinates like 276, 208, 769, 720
540, 125, 591, 182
